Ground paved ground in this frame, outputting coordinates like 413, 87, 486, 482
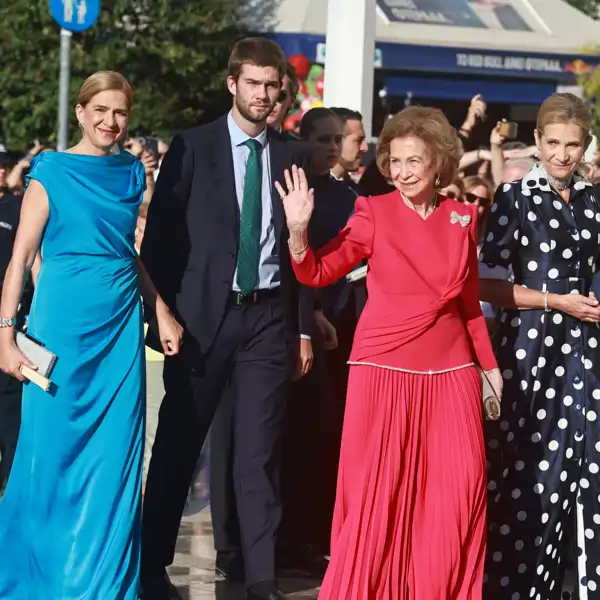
168, 508, 320, 600
146, 358, 321, 600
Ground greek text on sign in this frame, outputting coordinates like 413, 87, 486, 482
377, 0, 533, 31
387, 8, 451, 24
456, 53, 562, 73
380, 0, 456, 24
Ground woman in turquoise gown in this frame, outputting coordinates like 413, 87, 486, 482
0, 71, 182, 599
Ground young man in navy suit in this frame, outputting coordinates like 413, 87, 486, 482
140, 38, 313, 600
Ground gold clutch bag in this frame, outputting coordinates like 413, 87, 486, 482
480, 368, 501, 421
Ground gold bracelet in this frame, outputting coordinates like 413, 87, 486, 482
544, 290, 550, 313
287, 238, 308, 255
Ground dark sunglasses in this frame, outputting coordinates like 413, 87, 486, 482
466, 192, 490, 206
316, 134, 343, 145
277, 90, 289, 103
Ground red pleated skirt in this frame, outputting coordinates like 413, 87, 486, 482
318, 364, 487, 600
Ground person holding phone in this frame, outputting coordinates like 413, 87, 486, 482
458, 93, 487, 147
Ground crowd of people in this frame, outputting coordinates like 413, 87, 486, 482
0, 34, 600, 600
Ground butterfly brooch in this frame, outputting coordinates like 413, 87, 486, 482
450, 211, 471, 227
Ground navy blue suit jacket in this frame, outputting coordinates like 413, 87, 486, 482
141, 115, 313, 354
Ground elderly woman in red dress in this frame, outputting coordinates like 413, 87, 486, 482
275, 106, 502, 600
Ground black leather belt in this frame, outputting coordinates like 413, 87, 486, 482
229, 288, 280, 307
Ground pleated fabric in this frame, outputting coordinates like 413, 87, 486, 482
318, 364, 487, 600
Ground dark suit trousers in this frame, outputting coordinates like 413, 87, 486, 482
210, 383, 240, 554
142, 295, 290, 585
0, 373, 22, 489
211, 331, 338, 560
211, 292, 365, 560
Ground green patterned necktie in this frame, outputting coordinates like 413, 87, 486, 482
236, 138, 263, 294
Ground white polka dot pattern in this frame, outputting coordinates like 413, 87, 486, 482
481, 167, 600, 599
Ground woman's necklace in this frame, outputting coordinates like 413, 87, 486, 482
546, 172, 572, 192
403, 193, 439, 219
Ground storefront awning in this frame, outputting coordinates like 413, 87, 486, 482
268, 32, 600, 84
274, 0, 600, 54
383, 74, 557, 103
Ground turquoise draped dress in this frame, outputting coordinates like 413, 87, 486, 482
0, 151, 146, 599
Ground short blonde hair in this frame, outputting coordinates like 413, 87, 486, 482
536, 93, 591, 137
376, 106, 463, 188
78, 71, 133, 109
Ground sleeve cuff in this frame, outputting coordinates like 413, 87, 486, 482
479, 263, 510, 280
298, 334, 311, 340
291, 247, 318, 286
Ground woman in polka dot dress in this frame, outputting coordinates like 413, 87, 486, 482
480, 93, 600, 599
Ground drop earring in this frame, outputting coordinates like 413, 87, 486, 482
434, 175, 441, 187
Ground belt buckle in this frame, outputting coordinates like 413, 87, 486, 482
233, 292, 245, 306
234, 291, 258, 306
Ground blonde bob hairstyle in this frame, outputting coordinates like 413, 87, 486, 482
376, 106, 463, 188
536, 92, 592, 139
78, 71, 133, 109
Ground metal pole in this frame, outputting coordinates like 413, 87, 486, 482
57, 28, 72, 152
323, 0, 376, 139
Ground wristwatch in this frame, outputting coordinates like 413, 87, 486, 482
0, 317, 17, 328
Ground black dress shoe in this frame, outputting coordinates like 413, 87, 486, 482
245, 581, 287, 600
215, 550, 245, 583
139, 569, 184, 600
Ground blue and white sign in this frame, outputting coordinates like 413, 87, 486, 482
49, 0, 101, 32
269, 33, 600, 84
316, 43, 383, 68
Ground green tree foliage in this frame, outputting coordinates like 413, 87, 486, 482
577, 45, 600, 136
558, 2, 600, 133
565, 0, 600, 19
0, 0, 279, 149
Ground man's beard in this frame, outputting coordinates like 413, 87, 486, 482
236, 96, 273, 124
341, 155, 361, 174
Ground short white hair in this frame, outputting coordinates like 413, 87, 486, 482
502, 157, 535, 183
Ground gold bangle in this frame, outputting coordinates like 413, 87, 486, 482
287, 239, 308, 255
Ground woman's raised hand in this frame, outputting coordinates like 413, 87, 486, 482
275, 165, 314, 232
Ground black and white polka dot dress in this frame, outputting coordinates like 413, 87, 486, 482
480, 164, 600, 600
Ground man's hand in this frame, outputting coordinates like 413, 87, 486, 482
467, 94, 487, 125
140, 149, 158, 178
504, 145, 538, 159
124, 137, 144, 157
293, 337, 314, 381
314, 310, 338, 351
490, 121, 505, 148
459, 94, 486, 139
